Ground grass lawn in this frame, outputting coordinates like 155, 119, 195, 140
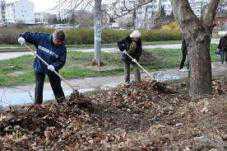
0, 44, 219, 86
0, 44, 21, 47
0, 51, 124, 86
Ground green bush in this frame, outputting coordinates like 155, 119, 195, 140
141, 29, 181, 41
102, 29, 130, 43
75, 28, 93, 44
0, 27, 181, 45
0, 28, 22, 44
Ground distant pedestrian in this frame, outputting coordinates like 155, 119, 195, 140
117, 30, 142, 84
18, 30, 67, 106
179, 37, 189, 71
217, 32, 227, 64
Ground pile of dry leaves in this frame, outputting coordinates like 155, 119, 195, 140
0, 80, 225, 150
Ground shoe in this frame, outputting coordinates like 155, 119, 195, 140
179, 68, 188, 72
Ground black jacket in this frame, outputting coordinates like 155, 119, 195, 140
218, 35, 227, 51
117, 36, 142, 63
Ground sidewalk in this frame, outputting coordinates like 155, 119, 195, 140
0, 38, 219, 61
0, 62, 226, 107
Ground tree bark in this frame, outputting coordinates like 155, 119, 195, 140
170, 0, 220, 99
188, 30, 212, 98
94, 0, 102, 66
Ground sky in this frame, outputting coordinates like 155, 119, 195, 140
6, 0, 113, 13
5, 0, 57, 12
30, 0, 112, 12
30, 0, 57, 12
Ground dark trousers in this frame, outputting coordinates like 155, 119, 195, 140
124, 62, 141, 83
220, 51, 227, 64
180, 53, 189, 69
35, 71, 65, 104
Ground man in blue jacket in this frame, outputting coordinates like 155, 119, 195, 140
18, 30, 66, 105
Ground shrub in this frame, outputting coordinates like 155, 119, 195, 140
0, 26, 181, 45
75, 28, 93, 44
161, 22, 180, 31
141, 29, 181, 41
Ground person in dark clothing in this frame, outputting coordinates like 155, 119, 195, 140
117, 30, 142, 83
217, 33, 227, 64
179, 38, 189, 71
18, 30, 67, 105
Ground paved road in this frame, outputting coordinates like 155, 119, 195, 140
0, 39, 220, 61
0, 52, 33, 60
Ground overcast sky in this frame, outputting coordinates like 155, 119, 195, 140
30, 0, 57, 12
30, 0, 111, 12
4, 0, 113, 13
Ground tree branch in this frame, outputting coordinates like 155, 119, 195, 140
111, 0, 154, 20
170, 0, 198, 25
202, 0, 220, 26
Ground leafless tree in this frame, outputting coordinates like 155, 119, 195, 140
52, 0, 154, 65
93, 0, 102, 66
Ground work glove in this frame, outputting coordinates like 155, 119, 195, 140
18, 37, 26, 46
47, 65, 55, 72
132, 58, 137, 63
123, 50, 127, 54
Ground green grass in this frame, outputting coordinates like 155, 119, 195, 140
146, 44, 218, 69
0, 44, 219, 86
0, 44, 21, 47
0, 51, 125, 86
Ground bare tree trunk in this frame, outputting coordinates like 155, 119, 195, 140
94, 0, 102, 66
187, 30, 212, 98
170, 0, 220, 99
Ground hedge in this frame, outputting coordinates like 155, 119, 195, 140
0, 27, 181, 45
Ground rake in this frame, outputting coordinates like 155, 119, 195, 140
123, 51, 155, 80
